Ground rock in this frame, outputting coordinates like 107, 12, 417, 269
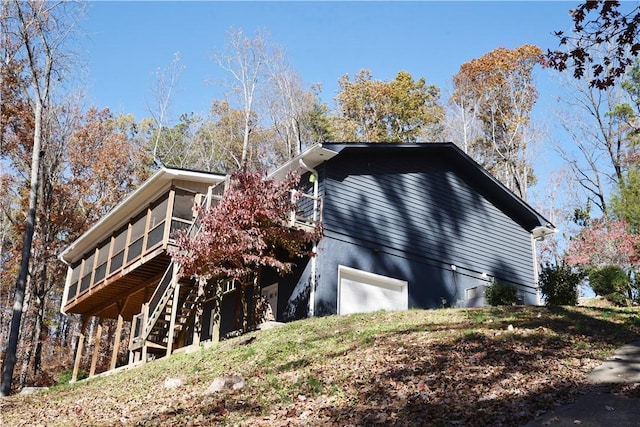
164, 377, 185, 389
258, 321, 285, 331
206, 375, 245, 394
19, 387, 49, 395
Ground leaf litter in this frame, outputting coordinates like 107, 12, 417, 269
1, 305, 639, 426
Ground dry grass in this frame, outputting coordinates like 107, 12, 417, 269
2, 305, 639, 426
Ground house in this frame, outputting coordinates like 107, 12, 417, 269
270, 143, 555, 321
59, 143, 555, 379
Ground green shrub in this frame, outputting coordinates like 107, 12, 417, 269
55, 368, 87, 386
589, 266, 629, 299
485, 281, 518, 306
539, 263, 582, 306
604, 292, 631, 307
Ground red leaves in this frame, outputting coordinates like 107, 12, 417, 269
565, 218, 640, 268
172, 168, 320, 283
547, 1, 640, 88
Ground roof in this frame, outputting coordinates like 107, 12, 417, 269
59, 167, 226, 263
283, 142, 556, 236
61, 144, 555, 264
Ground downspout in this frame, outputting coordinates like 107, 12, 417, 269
531, 234, 541, 306
299, 159, 318, 317
59, 257, 71, 315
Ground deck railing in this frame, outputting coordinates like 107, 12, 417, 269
134, 179, 229, 347
289, 190, 322, 230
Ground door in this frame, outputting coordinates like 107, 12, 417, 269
337, 266, 408, 315
261, 283, 278, 320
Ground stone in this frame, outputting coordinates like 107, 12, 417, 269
164, 377, 185, 389
19, 387, 49, 395
206, 375, 245, 394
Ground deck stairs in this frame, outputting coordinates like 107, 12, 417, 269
130, 180, 227, 355
130, 177, 321, 356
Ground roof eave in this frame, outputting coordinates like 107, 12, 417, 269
59, 167, 226, 264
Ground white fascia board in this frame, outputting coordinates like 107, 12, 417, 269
269, 144, 339, 181
59, 167, 226, 264
531, 225, 558, 240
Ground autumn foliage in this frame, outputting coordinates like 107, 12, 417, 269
547, 1, 640, 88
451, 44, 542, 199
565, 218, 640, 269
171, 169, 321, 330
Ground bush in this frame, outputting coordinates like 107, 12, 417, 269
539, 263, 582, 306
604, 292, 631, 307
55, 368, 87, 386
589, 266, 629, 298
485, 281, 518, 306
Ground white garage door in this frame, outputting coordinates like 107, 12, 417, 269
337, 265, 408, 315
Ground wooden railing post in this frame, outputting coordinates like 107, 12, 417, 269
141, 303, 149, 364
165, 276, 181, 357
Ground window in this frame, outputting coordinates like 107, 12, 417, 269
172, 190, 195, 220
79, 253, 95, 294
94, 239, 111, 284
127, 213, 146, 262
67, 261, 82, 301
147, 196, 168, 249
110, 227, 128, 274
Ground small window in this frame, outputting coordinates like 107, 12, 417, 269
172, 190, 196, 220
465, 287, 479, 300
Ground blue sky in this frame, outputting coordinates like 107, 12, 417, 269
80, 1, 576, 123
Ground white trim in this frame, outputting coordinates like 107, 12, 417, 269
268, 144, 338, 181
337, 265, 408, 315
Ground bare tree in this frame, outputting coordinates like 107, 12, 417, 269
213, 27, 270, 168
263, 47, 319, 160
146, 52, 184, 166
555, 62, 630, 217
1, 0, 81, 397
443, 81, 484, 155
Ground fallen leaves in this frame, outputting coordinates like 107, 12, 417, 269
2, 306, 639, 426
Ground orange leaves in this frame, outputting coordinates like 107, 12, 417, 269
453, 44, 543, 112
66, 107, 150, 224
335, 69, 443, 142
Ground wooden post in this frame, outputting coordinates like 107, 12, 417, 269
89, 322, 103, 377
71, 333, 85, 383
141, 303, 149, 364
192, 277, 206, 347
128, 312, 138, 366
211, 314, 220, 343
109, 313, 124, 371
165, 279, 181, 357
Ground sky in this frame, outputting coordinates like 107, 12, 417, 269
78, 1, 582, 203
80, 1, 575, 121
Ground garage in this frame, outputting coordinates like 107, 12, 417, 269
337, 265, 408, 315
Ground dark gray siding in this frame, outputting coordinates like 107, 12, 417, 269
322, 149, 534, 285
279, 147, 539, 318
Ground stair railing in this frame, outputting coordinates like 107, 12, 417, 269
139, 178, 228, 344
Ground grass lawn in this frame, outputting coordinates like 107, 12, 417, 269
2, 305, 640, 426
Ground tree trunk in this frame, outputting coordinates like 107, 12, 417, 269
18, 307, 36, 389
32, 296, 45, 378
1, 118, 41, 395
